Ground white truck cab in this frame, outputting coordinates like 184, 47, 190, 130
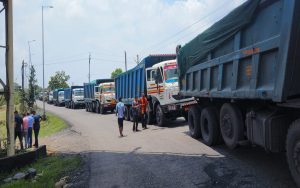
58, 90, 65, 105
146, 60, 194, 126
72, 88, 84, 104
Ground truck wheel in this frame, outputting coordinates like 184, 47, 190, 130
95, 102, 100, 114
147, 104, 154, 125
156, 104, 165, 127
188, 106, 201, 138
129, 107, 134, 122
286, 120, 300, 187
124, 106, 129, 121
100, 104, 105, 114
220, 103, 244, 150
200, 107, 220, 146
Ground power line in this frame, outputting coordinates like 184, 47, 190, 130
139, 0, 231, 55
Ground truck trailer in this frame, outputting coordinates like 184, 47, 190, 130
84, 79, 116, 114
177, 0, 300, 186
64, 86, 85, 109
53, 88, 65, 106
115, 54, 194, 126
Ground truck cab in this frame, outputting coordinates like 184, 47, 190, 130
146, 60, 179, 106
48, 91, 53, 104
95, 82, 116, 114
58, 90, 65, 106
72, 88, 84, 108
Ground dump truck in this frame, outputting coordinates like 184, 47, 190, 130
64, 86, 85, 109
177, 0, 300, 186
115, 54, 194, 126
84, 79, 116, 114
53, 88, 65, 106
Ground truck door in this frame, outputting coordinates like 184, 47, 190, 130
95, 86, 100, 101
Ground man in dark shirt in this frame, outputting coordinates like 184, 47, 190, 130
32, 111, 42, 148
14, 111, 24, 150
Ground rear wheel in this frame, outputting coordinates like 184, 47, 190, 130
220, 103, 244, 150
287, 120, 300, 187
156, 104, 165, 127
200, 107, 220, 146
188, 106, 201, 138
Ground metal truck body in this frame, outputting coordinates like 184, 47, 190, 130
64, 86, 85, 109
84, 79, 115, 114
53, 88, 65, 106
177, 0, 300, 186
115, 54, 194, 126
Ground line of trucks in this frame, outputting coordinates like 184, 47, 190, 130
45, 0, 300, 186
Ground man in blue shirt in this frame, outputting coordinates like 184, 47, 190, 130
116, 97, 125, 137
32, 111, 42, 148
27, 112, 34, 148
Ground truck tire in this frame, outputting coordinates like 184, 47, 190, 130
200, 107, 220, 146
286, 120, 300, 187
147, 104, 154, 125
156, 104, 165, 127
129, 107, 134, 122
95, 102, 100, 114
220, 103, 244, 150
188, 106, 201, 138
100, 104, 105, 114
124, 106, 130, 121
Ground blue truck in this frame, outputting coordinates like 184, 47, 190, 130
53, 88, 65, 106
115, 54, 194, 126
177, 0, 300, 186
64, 86, 85, 109
84, 79, 116, 114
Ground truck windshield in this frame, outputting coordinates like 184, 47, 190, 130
58, 91, 64, 97
102, 87, 115, 92
165, 68, 178, 83
74, 90, 84, 96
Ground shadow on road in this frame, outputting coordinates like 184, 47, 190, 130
72, 147, 296, 188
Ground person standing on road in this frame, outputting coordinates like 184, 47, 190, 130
116, 97, 125, 137
14, 111, 24, 150
27, 112, 34, 148
32, 111, 42, 148
139, 93, 148, 129
132, 96, 140, 132
22, 113, 29, 149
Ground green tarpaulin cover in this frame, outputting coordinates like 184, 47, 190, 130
177, 0, 260, 78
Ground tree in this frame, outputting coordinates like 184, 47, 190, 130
48, 71, 70, 90
28, 65, 37, 107
111, 68, 123, 79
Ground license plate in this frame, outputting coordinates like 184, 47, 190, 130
168, 105, 176, 111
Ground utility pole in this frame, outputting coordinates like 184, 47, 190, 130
124, 51, 127, 71
88, 53, 91, 82
21, 60, 25, 90
5, 0, 15, 156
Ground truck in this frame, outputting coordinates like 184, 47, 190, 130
64, 86, 85, 109
115, 54, 194, 126
47, 90, 53, 104
84, 79, 116, 114
53, 88, 65, 106
177, 0, 300, 186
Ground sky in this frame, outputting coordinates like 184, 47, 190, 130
0, 0, 246, 88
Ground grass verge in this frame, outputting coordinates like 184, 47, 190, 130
0, 154, 81, 188
39, 112, 68, 138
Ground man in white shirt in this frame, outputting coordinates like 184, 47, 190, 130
116, 97, 125, 137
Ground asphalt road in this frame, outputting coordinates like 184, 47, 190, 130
37, 101, 296, 188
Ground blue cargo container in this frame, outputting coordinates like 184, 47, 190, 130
84, 79, 114, 113
115, 54, 176, 105
177, 1, 300, 185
